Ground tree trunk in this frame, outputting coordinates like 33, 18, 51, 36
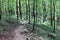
26, 1, 28, 19
50, 0, 53, 26
42, 0, 46, 23
0, 0, 2, 20
0, 10, 2, 20
8, 0, 10, 17
16, 0, 19, 20
36, 0, 37, 24
28, 0, 30, 24
53, 0, 56, 33
19, 0, 22, 19
32, 0, 36, 32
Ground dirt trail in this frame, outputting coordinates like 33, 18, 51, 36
11, 20, 28, 40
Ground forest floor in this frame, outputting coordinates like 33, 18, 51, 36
11, 25, 27, 40
0, 20, 29, 40
11, 20, 29, 40
0, 18, 59, 40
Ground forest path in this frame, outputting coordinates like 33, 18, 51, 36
11, 20, 28, 40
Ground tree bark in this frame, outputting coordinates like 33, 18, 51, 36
50, 0, 53, 26
26, 1, 28, 19
53, 0, 56, 33
28, 0, 30, 24
16, 0, 19, 20
32, 0, 36, 32
36, 0, 37, 24
19, 0, 22, 19
0, 10, 2, 20
0, 0, 2, 20
8, 0, 10, 17
42, 0, 46, 23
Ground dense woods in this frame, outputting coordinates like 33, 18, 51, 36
0, 0, 60, 40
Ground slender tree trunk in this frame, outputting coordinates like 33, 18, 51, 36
0, 10, 2, 20
26, 1, 28, 19
28, 0, 30, 24
16, 0, 19, 20
0, 0, 2, 20
50, 0, 53, 26
42, 0, 46, 23
19, 0, 22, 19
8, 0, 11, 17
53, 0, 56, 33
36, 0, 37, 24
8, 0, 9, 17
32, 0, 35, 32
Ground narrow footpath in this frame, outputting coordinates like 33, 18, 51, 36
11, 20, 28, 40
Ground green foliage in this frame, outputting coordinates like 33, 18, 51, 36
0, 0, 60, 40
